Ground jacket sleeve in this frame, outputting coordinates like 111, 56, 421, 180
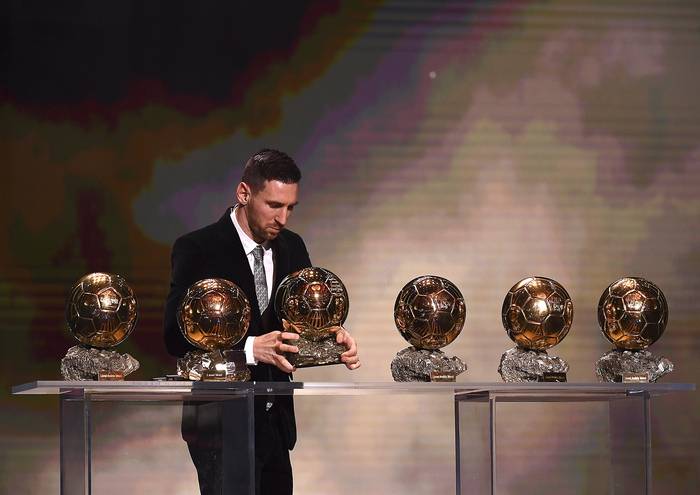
290, 233, 312, 273
163, 236, 203, 358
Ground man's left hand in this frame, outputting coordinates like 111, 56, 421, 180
329, 326, 361, 370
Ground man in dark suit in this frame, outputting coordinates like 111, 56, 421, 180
164, 149, 360, 495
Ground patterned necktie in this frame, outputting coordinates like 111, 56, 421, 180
252, 245, 268, 313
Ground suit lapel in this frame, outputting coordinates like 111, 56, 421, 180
213, 209, 260, 317
271, 233, 290, 295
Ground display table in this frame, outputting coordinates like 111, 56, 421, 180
13, 381, 694, 495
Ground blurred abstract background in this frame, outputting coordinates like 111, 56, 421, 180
2, 1, 698, 493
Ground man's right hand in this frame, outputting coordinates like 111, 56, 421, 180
253, 330, 300, 373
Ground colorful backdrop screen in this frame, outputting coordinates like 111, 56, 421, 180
2, 1, 698, 493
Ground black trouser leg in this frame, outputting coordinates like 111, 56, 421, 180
255, 405, 293, 495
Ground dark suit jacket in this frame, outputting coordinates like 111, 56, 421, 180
164, 208, 312, 449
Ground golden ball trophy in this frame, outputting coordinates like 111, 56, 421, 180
177, 278, 251, 381
274, 267, 349, 367
61, 272, 139, 380
596, 277, 673, 383
391, 275, 467, 382
499, 276, 573, 382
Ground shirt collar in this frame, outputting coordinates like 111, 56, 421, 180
230, 205, 269, 255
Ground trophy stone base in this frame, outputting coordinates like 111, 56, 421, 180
60, 344, 139, 381
287, 335, 346, 368
595, 348, 673, 383
177, 349, 251, 381
498, 346, 568, 383
391, 346, 466, 382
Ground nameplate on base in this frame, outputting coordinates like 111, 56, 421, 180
538, 372, 567, 382
201, 370, 227, 381
430, 371, 457, 382
621, 372, 649, 383
98, 371, 125, 381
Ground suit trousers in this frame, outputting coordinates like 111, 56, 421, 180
184, 399, 293, 495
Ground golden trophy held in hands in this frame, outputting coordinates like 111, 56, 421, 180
274, 267, 349, 368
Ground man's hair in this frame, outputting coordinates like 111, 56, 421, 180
241, 149, 301, 192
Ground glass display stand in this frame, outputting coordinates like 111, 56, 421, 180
13, 381, 694, 495
15, 381, 257, 495
454, 383, 694, 495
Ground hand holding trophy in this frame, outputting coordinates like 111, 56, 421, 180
274, 267, 350, 367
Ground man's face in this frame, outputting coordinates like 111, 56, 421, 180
239, 180, 299, 243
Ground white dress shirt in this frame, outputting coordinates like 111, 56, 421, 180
230, 206, 274, 365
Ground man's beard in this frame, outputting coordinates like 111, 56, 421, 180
253, 224, 280, 242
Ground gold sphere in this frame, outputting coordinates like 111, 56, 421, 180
501, 277, 573, 351
274, 267, 348, 339
66, 272, 138, 348
598, 277, 668, 350
394, 275, 466, 350
177, 278, 251, 351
